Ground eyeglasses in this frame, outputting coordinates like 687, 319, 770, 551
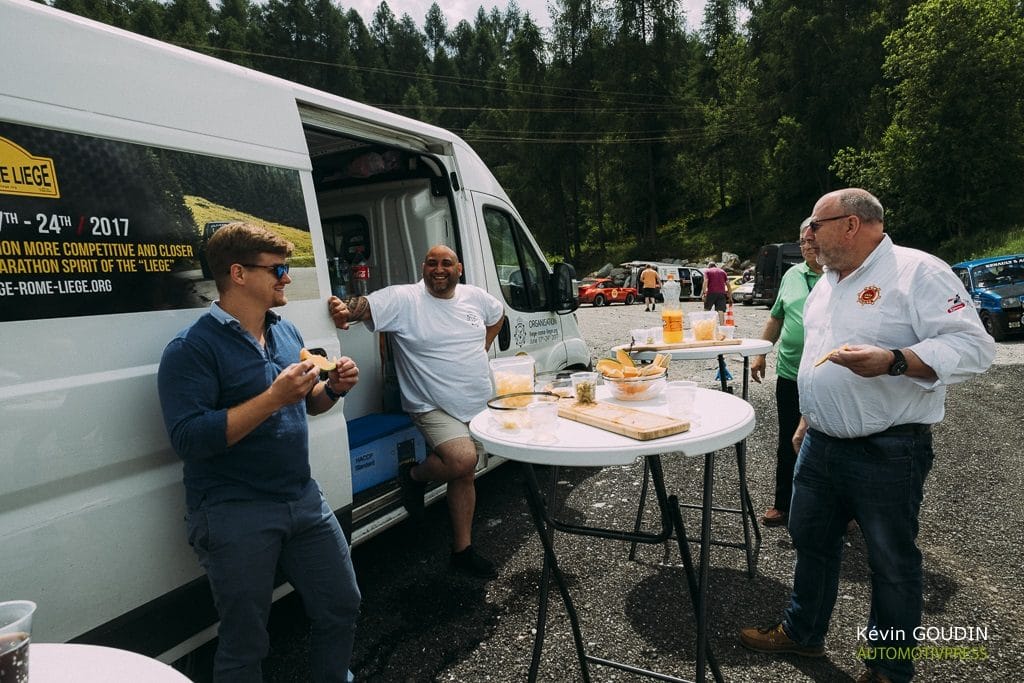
241, 263, 290, 279
808, 214, 853, 232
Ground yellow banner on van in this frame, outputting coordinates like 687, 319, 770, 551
0, 136, 61, 198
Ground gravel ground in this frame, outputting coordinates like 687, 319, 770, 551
256, 301, 1023, 683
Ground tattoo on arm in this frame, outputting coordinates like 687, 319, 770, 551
343, 296, 371, 321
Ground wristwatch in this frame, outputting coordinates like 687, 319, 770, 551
887, 349, 908, 376
323, 381, 347, 401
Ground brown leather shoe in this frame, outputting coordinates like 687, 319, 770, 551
761, 507, 788, 527
855, 669, 894, 683
739, 624, 825, 657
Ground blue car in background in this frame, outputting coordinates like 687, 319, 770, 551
951, 254, 1024, 341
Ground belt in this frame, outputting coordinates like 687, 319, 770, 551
875, 423, 931, 437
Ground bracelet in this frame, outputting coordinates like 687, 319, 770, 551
322, 381, 347, 402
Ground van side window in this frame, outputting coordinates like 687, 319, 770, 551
484, 208, 549, 312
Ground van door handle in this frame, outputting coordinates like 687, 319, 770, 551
498, 318, 510, 351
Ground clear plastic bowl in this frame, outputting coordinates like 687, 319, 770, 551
602, 374, 667, 401
487, 392, 559, 430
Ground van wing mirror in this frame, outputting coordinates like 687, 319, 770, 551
550, 262, 579, 314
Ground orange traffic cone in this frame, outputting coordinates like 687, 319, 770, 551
724, 303, 735, 327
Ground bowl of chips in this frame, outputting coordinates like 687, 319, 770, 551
602, 372, 667, 401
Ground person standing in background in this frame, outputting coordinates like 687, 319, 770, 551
701, 261, 731, 325
640, 264, 661, 312
740, 189, 994, 683
750, 218, 823, 527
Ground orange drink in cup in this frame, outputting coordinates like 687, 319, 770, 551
661, 309, 683, 344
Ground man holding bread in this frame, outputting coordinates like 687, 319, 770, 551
740, 189, 994, 683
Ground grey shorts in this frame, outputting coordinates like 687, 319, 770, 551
410, 409, 485, 458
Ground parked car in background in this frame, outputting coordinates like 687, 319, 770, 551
577, 277, 638, 306
732, 279, 755, 305
951, 254, 1024, 341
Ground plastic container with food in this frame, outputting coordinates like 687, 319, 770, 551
489, 355, 536, 396
487, 392, 559, 430
570, 371, 599, 404
602, 373, 667, 401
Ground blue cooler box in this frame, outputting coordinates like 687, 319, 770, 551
347, 413, 426, 494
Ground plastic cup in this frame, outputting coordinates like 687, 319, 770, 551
665, 381, 698, 420
527, 401, 559, 442
570, 371, 599, 403
647, 327, 664, 345
0, 600, 36, 683
690, 312, 718, 341
720, 325, 735, 339
630, 328, 650, 345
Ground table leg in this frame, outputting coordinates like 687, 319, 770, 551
735, 355, 761, 577
694, 453, 717, 683
648, 457, 724, 683
742, 356, 750, 400
628, 459, 653, 561
521, 463, 591, 683
735, 439, 762, 577
528, 469, 560, 679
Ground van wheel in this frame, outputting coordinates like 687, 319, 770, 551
981, 312, 1007, 341
593, 294, 606, 307
625, 293, 636, 305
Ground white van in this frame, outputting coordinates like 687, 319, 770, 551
0, 0, 590, 663
620, 261, 705, 299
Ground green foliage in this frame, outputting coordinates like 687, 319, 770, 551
836, 0, 1024, 254
52, 0, 1024, 267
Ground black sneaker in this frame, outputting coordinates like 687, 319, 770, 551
450, 545, 497, 579
398, 460, 425, 520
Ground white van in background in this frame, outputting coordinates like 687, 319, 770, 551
620, 261, 705, 300
0, 0, 589, 665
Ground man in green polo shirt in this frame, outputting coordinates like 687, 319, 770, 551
751, 218, 823, 527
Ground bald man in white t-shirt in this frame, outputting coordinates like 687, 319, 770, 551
329, 245, 505, 579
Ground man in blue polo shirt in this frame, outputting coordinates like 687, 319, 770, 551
158, 222, 361, 682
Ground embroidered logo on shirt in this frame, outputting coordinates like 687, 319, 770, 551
947, 293, 966, 313
857, 285, 881, 305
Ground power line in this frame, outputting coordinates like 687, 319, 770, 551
181, 41, 745, 113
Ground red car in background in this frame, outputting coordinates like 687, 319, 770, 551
577, 277, 638, 306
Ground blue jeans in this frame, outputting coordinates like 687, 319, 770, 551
782, 428, 934, 683
187, 480, 361, 683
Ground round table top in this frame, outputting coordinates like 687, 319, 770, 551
612, 337, 774, 361
28, 643, 191, 682
470, 387, 754, 467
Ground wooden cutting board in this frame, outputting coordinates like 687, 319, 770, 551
629, 338, 742, 352
557, 400, 689, 440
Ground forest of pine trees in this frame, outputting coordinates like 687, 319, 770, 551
44, 0, 1024, 268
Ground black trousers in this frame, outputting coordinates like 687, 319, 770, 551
774, 376, 801, 512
